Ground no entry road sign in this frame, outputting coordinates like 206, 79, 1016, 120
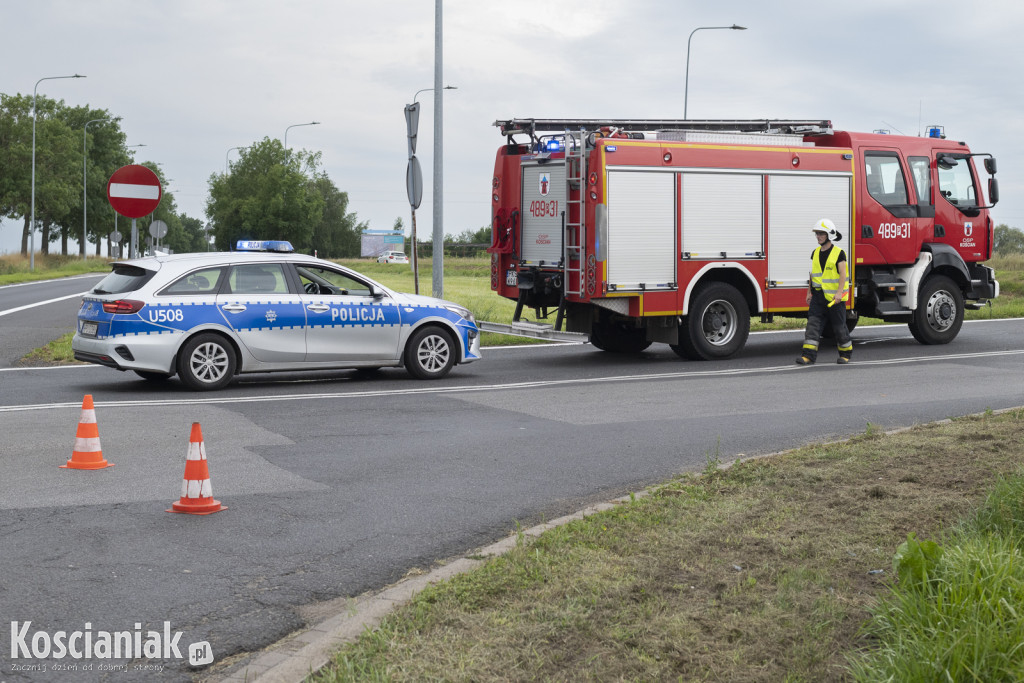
107, 164, 162, 218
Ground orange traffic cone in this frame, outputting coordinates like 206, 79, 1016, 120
61, 395, 113, 470
167, 423, 226, 515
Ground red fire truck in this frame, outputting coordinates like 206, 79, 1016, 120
484, 119, 1000, 359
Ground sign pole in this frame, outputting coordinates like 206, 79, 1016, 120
131, 218, 138, 258
410, 209, 419, 295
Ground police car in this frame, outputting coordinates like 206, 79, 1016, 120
71, 241, 481, 390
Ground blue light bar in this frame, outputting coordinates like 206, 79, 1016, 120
927, 126, 945, 139
236, 240, 294, 252
543, 138, 564, 152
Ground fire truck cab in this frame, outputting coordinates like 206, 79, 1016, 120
486, 118, 999, 358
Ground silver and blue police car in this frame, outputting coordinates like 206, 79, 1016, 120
71, 241, 481, 390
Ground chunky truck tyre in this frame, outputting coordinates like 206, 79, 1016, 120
908, 275, 964, 345
671, 282, 749, 360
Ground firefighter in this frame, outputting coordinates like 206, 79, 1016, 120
796, 219, 853, 365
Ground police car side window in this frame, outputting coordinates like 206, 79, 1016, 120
227, 264, 289, 295
296, 266, 373, 297
161, 267, 224, 295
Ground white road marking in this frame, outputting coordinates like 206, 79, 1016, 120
0, 291, 90, 317
1, 348, 1022, 414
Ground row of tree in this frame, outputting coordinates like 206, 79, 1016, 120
1, 92, 372, 259
0, 92, 211, 256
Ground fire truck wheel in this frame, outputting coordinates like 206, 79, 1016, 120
590, 322, 652, 353
404, 325, 457, 379
671, 282, 749, 360
909, 275, 964, 345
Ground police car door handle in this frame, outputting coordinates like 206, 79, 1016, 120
221, 304, 247, 313
306, 304, 330, 313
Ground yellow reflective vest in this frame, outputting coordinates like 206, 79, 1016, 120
811, 246, 848, 303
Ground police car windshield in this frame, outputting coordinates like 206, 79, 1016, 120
93, 265, 156, 295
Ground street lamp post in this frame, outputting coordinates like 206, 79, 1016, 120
30, 74, 85, 270
83, 116, 120, 259
432, 0, 444, 298
225, 146, 243, 173
284, 121, 320, 152
684, 25, 746, 119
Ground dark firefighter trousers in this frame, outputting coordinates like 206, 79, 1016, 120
801, 288, 852, 362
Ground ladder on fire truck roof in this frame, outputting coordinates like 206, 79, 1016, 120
495, 118, 834, 139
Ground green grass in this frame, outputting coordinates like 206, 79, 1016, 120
848, 473, 1024, 681
309, 410, 1024, 682
0, 252, 111, 285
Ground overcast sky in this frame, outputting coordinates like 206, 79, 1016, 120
3, 0, 1023, 256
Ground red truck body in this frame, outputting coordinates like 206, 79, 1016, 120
487, 119, 999, 357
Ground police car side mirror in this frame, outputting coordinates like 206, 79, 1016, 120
370, 285, 384, 299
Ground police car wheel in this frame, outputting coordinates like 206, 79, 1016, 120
176, 333, 236, 391
404, 326, 456, 380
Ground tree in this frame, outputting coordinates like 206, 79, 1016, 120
993, 224, 1024, 255
206, 138, 325, 251
0, 93, 80, 255
62, 105, 128, 256
0, 94, 33, 227
308, 175, 366, 258
166, 214, 209, 254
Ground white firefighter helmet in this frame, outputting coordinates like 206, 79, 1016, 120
812, 218, 841, 242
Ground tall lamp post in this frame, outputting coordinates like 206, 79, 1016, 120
30, 74, 85, 270
225, 146, 244, 173
83, 116, 121, 259
684, 25, 746, 119
431, 0, 450, 298
284, 121, 320, 152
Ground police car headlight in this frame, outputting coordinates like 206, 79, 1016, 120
444, 305, 475, 324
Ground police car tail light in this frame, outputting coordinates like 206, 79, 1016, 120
102, 299, 145, 314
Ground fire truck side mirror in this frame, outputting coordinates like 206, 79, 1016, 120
984, 157, 997, 174
988, 178, 999, 205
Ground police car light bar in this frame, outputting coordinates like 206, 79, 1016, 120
236, 240, 295, 252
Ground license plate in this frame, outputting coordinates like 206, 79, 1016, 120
81, 321, 98, 336
505, 269, 518, 287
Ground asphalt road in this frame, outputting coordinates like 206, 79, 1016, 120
0, 275, 105, 368
1, 281, 1023, 681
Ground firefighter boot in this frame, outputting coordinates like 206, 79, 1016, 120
837, 341, 853, 364
795, 345, 817, 366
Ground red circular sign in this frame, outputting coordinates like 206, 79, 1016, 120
107, 164, 162, 218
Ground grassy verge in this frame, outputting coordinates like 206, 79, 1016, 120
849, 472, 1024, 681
0, 253, 110, 285
311, 409, 1024, 682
